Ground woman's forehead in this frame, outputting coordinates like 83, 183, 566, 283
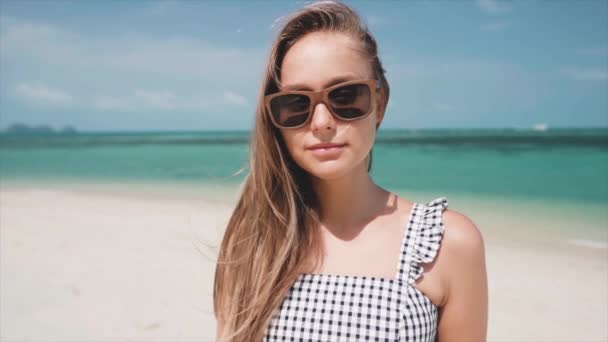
280, 32, 371, 91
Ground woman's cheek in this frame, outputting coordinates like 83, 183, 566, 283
282, 134, 307, 167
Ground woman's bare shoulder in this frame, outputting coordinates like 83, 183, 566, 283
435, 208, 489, 340
441, 209, 485, 258
435, 208, 486, 291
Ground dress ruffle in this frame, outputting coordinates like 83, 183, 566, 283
407, 197, 448, 285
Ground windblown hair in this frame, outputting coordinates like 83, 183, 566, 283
213, 1, 390, 341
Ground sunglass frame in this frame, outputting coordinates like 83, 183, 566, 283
264, 79, 381, 129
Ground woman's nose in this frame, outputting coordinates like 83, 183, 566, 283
309, 102, 336, 131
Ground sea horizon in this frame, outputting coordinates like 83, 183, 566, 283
2, 125, 608, 134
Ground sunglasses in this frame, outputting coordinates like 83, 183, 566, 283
264, 79, 381, 129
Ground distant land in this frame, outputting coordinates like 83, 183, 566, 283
2, 123, 78, 135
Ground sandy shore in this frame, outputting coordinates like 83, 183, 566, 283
1, 183, 606, 341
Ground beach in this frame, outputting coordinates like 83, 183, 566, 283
2, 0, 608, 338
1, 181, 606, 342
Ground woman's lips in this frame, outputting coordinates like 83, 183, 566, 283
307, 144, 346, 157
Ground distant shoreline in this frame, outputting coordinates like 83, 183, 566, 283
2, 126, 608, 136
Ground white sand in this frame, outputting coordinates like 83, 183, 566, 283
1, 184, 606, 341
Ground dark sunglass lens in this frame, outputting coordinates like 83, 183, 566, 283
328, 83, 371, 119
269, 94, 310, 127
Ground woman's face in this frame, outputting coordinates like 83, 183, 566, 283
277, 31, 384, 181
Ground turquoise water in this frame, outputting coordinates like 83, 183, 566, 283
2, 128, 606, 243
1, 128, 607, 204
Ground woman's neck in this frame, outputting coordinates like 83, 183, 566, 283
311, 165, 390, 235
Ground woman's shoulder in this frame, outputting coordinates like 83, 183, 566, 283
413, 203, 486, 307
401, 197, 486, 308
441, 208, 485, 257
436, 207, 486, 299
433, 206, 489, 338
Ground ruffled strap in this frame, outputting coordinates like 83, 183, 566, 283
405, 196, 448, 285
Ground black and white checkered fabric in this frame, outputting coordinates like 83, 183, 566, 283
264, 197, 448, 341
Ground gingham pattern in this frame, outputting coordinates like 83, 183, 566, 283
264, 197, 448, 342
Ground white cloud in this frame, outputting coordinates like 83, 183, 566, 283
480, 21, 508, 31
0, 16, 264, 81
0, 16, 73, 43
223, 91, 248, 106
93, 95, 133, 111
476, 0, 511, 14
15, 83, 74, 105
90, 89, 248, 112
0, 17, 81, 66
1, 16, 263, 117
134, 89, 177, 110
94, 90, 184, 112
385, 57, 553, 121
562, 67, 608, 81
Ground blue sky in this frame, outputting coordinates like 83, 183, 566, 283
1, 0, 606, 131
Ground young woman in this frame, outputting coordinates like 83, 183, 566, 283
214, 1, 488, 341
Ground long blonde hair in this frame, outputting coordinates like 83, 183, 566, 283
213, 1, 390, 340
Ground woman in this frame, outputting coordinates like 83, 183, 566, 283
214, 1, 488, 341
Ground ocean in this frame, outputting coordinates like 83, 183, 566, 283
1, 128, 607, 243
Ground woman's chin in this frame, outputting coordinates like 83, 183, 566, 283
305, 161, 352, 181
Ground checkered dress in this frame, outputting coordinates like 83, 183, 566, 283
264, 197, 448, 342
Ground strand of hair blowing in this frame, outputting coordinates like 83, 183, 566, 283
213, 1, 390, 341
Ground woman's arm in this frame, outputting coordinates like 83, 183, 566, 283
436, 210, 489, 342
